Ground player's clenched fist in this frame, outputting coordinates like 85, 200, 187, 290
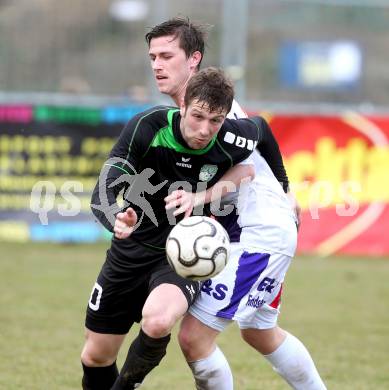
114, 208, 138, 239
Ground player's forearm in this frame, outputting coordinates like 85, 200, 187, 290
200, 164, 254, 205
90, 167, 127, 232
90, 179, 119, 232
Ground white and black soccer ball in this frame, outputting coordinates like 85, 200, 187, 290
166, 216, 230, 281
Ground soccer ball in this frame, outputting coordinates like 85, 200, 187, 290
166, 216, 230, 281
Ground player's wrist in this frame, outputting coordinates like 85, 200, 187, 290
193, 190, 208, 206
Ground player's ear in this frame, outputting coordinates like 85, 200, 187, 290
189, 51, 202, 70
180, 100, 186, 116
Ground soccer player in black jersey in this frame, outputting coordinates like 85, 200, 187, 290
81, 67, 263, 390
143, 18, 326, 390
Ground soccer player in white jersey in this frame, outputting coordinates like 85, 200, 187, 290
147, 17, 326, 389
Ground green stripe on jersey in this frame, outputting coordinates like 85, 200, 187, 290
104, 163, 135, 175
150, 109, 217, 155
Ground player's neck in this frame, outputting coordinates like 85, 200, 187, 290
171, 91, 184, 107
171, 69, 197, 107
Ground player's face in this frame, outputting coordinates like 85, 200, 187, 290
148, 35, 200, 103
180, 100, 227, 149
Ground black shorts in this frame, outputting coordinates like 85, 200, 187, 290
85, 256, 201, 335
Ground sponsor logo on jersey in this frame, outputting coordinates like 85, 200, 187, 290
245, 277, 278, 308
176, 156, 192, 168
199, 164, 218, 182
223, 131, 257, 151
246, 294, 266, 308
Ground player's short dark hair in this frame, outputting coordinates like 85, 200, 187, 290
145, 17, 208, 69
184, 67, 234, 113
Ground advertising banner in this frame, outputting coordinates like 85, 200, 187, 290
1, 104, 388, 256
0, 105, 124, 242
266, 112, 389, 256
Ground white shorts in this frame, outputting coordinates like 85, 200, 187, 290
189, 244, 292, 331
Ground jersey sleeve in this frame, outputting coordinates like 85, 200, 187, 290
221, 118, 261, 166
226, 101, 290, 193
253, 116, 290, 192
237, 155, 254, 166
90, 110, 156, 231
108, 112, 154, 169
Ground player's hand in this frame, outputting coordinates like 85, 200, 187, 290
165, 190, 200, 218
114, 208, 138, 239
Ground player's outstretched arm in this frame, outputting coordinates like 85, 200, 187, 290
202, 163, 254, 204
90, 160, 135, 232
165, 163, 254, 217
90, 108, 156, 231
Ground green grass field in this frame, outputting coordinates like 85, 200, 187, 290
1, 242, 389, 389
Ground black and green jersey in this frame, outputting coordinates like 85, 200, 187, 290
91, 106, 264, 267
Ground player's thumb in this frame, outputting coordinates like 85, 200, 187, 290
125, 208, 137, 226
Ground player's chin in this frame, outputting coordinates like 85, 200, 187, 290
155, 82, 169, 93
191, 140, 209, 149
157, 87, 171, 96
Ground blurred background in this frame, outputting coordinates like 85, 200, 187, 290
1, 0, 389, 108
1, 2, 389, 389
1, 0, 389, 257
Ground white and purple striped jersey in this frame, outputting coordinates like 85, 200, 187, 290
189, 100, 297, 329
221, 100, 297, 256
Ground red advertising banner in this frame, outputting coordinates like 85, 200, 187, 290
266, 113, 389, 257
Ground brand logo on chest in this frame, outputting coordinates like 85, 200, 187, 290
176, 156, 192, 168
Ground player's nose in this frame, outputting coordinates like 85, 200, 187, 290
152, 57, 163, 70
199, 125, 211, 138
